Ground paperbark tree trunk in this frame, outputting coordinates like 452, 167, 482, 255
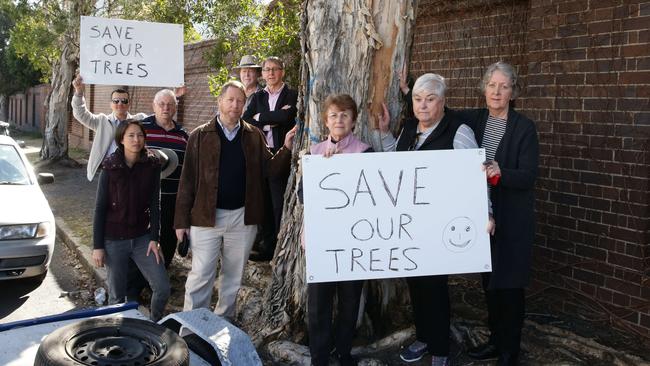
41, 0, 93, 162
40, 43, 76, 161
254, 0, 418, 344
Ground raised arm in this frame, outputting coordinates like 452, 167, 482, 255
370, 102, 398, 152
71, 75, 106, 130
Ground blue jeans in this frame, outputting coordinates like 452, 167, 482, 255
104, 234, 170, 321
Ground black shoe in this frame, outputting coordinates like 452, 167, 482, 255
496, 352, 519, 366
467, 343, 498, 360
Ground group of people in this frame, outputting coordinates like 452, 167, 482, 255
77, 55, 298, 322
77, 55, 537, 366
306, 62, 538, 366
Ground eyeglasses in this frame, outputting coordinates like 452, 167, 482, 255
262, 67, 283, 73
112, 98, 129, 105
408, 132, 423, 151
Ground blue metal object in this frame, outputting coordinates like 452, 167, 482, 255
0, 302, 139, 332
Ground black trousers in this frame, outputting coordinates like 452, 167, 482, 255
127, 194, 176, 300
481, 273, 525, 356
308, 280, 363, 366
406, 275, 450, 356
257, 168, 288, 257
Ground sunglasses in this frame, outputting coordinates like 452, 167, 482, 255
111, 98, 129, 105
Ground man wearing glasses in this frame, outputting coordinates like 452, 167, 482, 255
72, 75, 149, 181
243, 56, 298, 261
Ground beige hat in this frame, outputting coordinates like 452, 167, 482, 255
232, 55, 261, 70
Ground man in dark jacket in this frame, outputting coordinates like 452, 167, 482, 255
175, 80, 295, 317
243, 56, 298, 261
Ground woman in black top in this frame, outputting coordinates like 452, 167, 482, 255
93, 120, 170, 321
375, 73, 464, 366
462, 62, 539, 366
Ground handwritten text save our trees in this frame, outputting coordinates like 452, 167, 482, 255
87, 25, 149, 78
315, 167, 431, 275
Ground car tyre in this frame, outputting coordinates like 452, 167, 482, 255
34, 317, 189, 366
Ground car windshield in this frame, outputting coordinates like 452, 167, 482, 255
0, 144, 30, 185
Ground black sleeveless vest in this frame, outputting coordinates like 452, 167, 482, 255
395, 109, 462, 152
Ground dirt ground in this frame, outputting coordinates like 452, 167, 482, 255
22, 132, 649, 366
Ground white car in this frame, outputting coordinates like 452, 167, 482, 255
0, 135, 55, 281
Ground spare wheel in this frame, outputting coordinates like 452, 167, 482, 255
34, 317, 189, 366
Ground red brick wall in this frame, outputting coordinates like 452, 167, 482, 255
412, 0, 649, 337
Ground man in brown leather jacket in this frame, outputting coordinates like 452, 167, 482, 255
174, 80, 295, 317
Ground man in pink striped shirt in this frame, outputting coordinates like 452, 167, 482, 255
243, 57, 298, 261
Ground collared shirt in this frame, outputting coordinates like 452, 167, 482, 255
106, 115, 125, 157
262, 83, 286, 148
217, 117, 241, 141
414, 122, 439, 150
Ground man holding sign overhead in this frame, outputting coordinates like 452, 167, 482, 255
71, 75, 148, 181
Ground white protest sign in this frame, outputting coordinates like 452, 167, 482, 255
302, 149, 492, 283
79, 16, 184, 87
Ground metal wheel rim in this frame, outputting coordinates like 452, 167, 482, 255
65, 326, 167, 366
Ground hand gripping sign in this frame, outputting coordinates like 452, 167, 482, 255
80, 16, 184, 87
302, 149, 492, 283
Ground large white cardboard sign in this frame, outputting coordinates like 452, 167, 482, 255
80, 16, 184, 87
302, 149, 492, 283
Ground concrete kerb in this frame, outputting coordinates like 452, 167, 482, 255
55, 216, 107, 288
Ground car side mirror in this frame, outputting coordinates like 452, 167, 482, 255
37, 173, 54, 185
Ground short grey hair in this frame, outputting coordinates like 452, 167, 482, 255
412, 73, 447, 98
480, 61, 521, 99
218, 80, 246, 99
154, 89, 177, 104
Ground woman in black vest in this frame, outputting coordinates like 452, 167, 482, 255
461, 62, 539, 366
375, 73, 464, 366
92, 120, 170, 321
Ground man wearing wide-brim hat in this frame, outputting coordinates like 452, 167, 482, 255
233, 55, 263, 110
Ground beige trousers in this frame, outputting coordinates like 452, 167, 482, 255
183, 207, 257, 317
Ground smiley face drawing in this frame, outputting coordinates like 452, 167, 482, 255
442, 216, 477, 252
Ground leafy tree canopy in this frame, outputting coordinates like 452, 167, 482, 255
5, 0, 300, 95
204, 0, 302, 94
0, 0, 43, 94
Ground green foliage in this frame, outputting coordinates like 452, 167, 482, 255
9, 5, 59, 82
205, 0, 302, 92
106, 0, 203, 42
3, 0, 301, 96
0, 0, 43, 93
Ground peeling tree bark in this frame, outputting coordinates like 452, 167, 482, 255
41, 43, 76, 161
41, 1, 93, 162
254, 0, 418, 346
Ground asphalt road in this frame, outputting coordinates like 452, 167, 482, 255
0, 237, 96, 323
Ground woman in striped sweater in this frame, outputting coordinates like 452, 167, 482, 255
461, 62, 539, 366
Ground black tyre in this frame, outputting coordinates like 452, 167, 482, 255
183, 333, 222, 366
34, 317, 189, 366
